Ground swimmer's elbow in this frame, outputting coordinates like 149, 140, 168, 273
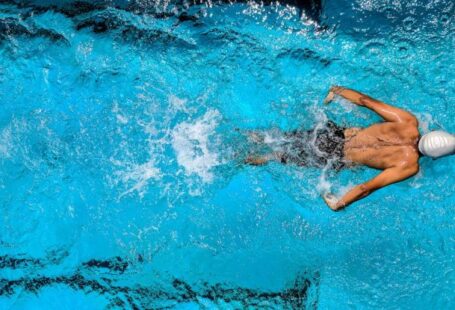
406, 164, 419, 177
359, 183, 370, 193
358, 184, 372, 198
403, 114, 418, 126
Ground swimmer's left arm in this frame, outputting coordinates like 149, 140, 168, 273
324, 165, 419, 211
324, 86, 418, 124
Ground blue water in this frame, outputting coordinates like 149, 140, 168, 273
0, 0, 454, 308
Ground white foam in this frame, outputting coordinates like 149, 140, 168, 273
263, 129, 288, 146
112, 101, 129, 124
171, 109, 222, 183
168, 94, 190, 113
336, 181, 356, 197
409, 168, 424, 189
116, 159, 161, 198
316, 167, 332, 194
109, 106, 163, 198
414, 112, 435, 134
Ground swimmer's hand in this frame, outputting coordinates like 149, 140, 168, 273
323, 86, 344, 104
322, 192, 342, 211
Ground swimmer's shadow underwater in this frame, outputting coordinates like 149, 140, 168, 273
237, 86, 455, 211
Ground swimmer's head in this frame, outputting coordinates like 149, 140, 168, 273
418, 130, 455, 158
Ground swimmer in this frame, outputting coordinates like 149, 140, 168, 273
246, 86, 455, 211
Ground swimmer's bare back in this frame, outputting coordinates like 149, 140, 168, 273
323, 86, 420, 211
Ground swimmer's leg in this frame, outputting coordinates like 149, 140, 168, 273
245, 152, 284, 166
246, 131, 265, 144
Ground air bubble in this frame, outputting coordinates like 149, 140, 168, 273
402, 16, 417, 32
439, 13, 450, 25
391, 35, 415, 59
359, 40, 386, 58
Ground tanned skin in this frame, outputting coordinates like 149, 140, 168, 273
322, 86, 420, 211
246, 86, 420, 211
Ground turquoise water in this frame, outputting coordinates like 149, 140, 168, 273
0, 0, 454, 308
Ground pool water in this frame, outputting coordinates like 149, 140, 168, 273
0, 0, 454, 308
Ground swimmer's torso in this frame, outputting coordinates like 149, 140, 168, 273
343, 122, 420, 169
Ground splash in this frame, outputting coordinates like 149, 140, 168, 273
171, 109, 222, 183
116, 160, 162, 198
316, 166, 332, 194
110, 101, 163, 198
415, 112, 437, 133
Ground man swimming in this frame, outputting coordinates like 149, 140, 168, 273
246, 86, 455, 211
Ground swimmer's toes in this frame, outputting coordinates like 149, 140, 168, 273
245, 156, 267, 166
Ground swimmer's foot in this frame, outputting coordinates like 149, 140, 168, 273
247, 131, 264, 144
245, 152, 282, 166
245, 155, 269, 166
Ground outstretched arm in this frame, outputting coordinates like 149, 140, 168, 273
323, 164, 419, 211
324, 86, 417, 124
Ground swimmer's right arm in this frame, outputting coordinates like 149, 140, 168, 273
324, 86, 417, 124
327, 164, 419, 211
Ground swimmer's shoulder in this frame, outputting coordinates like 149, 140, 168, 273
399, 145, 420, 170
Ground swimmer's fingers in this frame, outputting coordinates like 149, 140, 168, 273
323, 192, 336, 203
323, 91, 335, 104
322, 192, 340, 211
324, 86, 344, 104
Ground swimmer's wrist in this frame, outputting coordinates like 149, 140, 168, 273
331, 86, 345, 95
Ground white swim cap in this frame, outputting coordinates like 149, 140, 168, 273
418, 130, 455, 158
